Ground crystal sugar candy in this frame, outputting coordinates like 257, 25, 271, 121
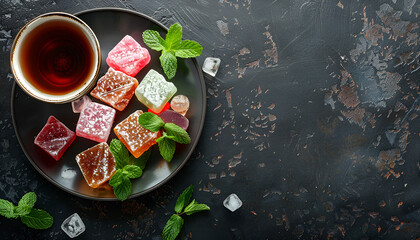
61, 213, 85, 238
76, 102, 116, 142
135, 69, 177, 113
91, 68, 138, 111
159, 110, 189, 130
34, 116, 76, 161
114, 110, 160, 158
75, 142, 116, 188
71, 95, 92, 113
170, 95, 190, 116
106, 35, 150, 77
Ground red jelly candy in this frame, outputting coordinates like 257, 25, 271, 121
34, 116, 76, 161
148, 102, 170, 115
106, 35, 151, 77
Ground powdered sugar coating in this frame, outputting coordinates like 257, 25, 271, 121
34, 116, 76, 161
76, 102, 116, 142
91, 68, 138, 111
114, 110, 160, 158
135, 70, 177, 112
75, 142, 116, 188
106, 35, 151, 77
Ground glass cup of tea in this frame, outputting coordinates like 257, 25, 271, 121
10, 12, 101, 103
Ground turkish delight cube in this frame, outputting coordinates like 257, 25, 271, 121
106, 35, 151, 77
114, 110, 160, 158
76, 102, 116, 142
91, 68, 138, 111
135, 70, 177, 113
159, 110, 189, 130
75, 142, 116, 188
34, 116, 76, 161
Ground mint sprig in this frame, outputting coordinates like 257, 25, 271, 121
109, 139, 150, 201
143, 23, 203, 79
162, 214, 184, 240
0, 192, 53, 229
162, 185, 210, 240
138, 112, 191, 162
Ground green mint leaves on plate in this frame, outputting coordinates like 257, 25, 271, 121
143, 23, 203, 79
109, 139, 151, 201
138, 112, 191, 162
0, 192, 53, 229
162, 185, 210, 240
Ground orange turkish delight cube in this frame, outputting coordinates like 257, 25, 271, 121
91, 68, 139, 111
114, 110, 160, 158
75, 142, 116, 188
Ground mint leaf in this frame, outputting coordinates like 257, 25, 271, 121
184, 199, 210, 215
109, 169, 124, 187
162, 214, 184, 240
156, 135, 176, 162
20, 208, 53, 229
18, 192, 36, 209
132, 149, 151, 170
109, 139, 130, 169
14, 195, 35, 217
174, 185, 193, 214
0, 199, 17, 219
123, 165, 143, 179
175, 40, 203, 58
14, 205, 31, 216
113, 175, 131, 201
164, 123, 191, 144
138, 112, 165, 132
142, 30, 166, 51
160, 51, 177, 80
165, 23, 182, 50
142, 23, 202, 80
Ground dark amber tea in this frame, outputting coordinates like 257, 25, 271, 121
19, 19, 95, 95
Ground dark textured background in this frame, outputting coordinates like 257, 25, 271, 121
1, 0, 420, 239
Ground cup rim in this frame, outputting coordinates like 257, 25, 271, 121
10, 12, 101, 104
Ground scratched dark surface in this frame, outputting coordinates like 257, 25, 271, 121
1, 0, 420, 239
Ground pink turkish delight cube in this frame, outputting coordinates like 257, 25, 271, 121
76, 102, 116, 142
106, 35, 151, 77
34, 116, 76, 161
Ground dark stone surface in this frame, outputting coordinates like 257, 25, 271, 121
1, 0, 420, 239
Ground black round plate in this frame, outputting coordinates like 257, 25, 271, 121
11, 8, 206, 200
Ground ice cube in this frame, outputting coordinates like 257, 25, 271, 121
202, 57, 221, 77
61, 213, 85, 238
61, 168, 77, 179
71, 95, 92, 113
223, 193, 242, 212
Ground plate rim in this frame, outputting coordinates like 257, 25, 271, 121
10, 7, 207, 201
